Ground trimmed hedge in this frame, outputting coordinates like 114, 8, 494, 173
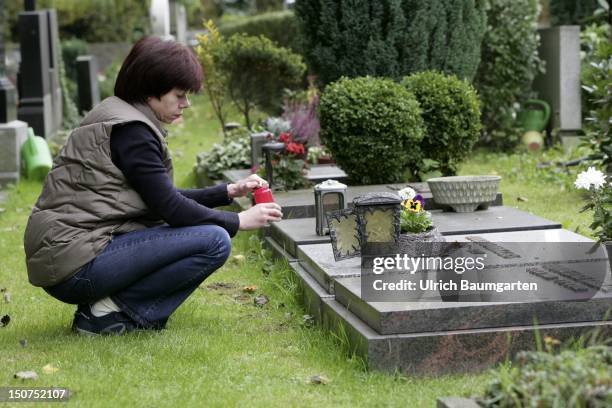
294, 0, 487, 87
218, 11, 302, 55
319, 77, 425, 185
401, 71, 481, 176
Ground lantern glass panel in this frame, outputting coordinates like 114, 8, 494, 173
364, 208, 395, 242
327, 210, 360, 260
322, 192, 342, 213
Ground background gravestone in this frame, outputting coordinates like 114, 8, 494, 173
170, 0, 187, 44
150, 0, 171, 39
45, 8, 62, 133
17, 10, 54, 139
0, 0, 28, 187
76, 55, 100, 115
534, 26, 582, 146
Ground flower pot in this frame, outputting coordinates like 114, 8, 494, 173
427, 175, 501, 213
397, 226, 446, 257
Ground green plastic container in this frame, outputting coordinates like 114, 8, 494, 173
21, 127, 53, 181
518, 99, 551, 132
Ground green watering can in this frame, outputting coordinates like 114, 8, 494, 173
21, 127, 53, 181
518, 99, 551, 132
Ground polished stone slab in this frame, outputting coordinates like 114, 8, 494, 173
225, 180, 503, 218
289, 261, 334, 322
295, 227, 604, 296
334, 276, 612, 335
285, 231, 612, 375
223, 164, 348, 186
269, 207, 563, 258
321, 296, 611, 375
263, 235, 296, 263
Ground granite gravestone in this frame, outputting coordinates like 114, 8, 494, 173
45, 8, 62, 133
534, 26, 582, 145
17, 10, 54, 139
76, 55, 100, 114
0, 0, 28, 187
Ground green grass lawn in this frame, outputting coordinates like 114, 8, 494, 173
0, 94, 596, 406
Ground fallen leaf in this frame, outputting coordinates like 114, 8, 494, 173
308, 375, 329, 385
206, 282, 237, 290
19, 339, 28, 347
254, 295, 269, 307
42, 364, 59, 374
232, 254, 246, 264
4, 292, 11, 303
242, 285, 258, 294
233, 295, 250, 304
517, 196, 529, 202
0, 314, 10, 327
14, 371, 38, 380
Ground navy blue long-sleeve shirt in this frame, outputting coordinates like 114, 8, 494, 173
110, 122, 240, 236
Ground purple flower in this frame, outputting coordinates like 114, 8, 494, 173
413, 194, 425, 209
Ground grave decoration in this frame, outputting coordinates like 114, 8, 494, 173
261, 141, 285, 188
327, 192, 402, 261
314, 179, 347, 236
257, 132, 309, 191
396, 186, 446, 255
427, 175, 501, 212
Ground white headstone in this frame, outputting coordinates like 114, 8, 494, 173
150, 0, 171, 39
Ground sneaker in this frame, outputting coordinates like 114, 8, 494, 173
72, 305, 137, 336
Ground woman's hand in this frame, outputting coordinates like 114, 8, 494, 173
238, 203, 283, 230
228, 174, 268, 198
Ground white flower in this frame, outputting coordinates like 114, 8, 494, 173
574, 167, 607, 190
398, 187, 416, 200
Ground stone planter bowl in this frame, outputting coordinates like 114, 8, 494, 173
427, 175, 501, 213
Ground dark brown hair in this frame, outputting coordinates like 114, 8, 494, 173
114, 36, 203, 103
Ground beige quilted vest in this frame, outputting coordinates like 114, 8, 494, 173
24, 97, 173, 287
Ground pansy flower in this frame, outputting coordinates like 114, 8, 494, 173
402, 194, 425, 213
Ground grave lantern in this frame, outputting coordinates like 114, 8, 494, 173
353, 192, 402, 247
314, 179, 347, 236
261, 141, 285, 188
326, 192, 402, 261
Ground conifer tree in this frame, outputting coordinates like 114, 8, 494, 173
295, 0, 487, 86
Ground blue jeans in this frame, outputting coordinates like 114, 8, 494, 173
44, 224, 232, 329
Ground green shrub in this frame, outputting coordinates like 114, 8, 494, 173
582, 24, 612, 174
61, 39, 88, 84
216, 34, 306, 129
99, 60, 122, 100
294, 0, 486, 87
196, 21, 231, 135
401, 71, 481, 177
60, 38, 89, 109
219, 11, 302, 55
319, 76, 424, 185
479, 344, 612, 407
474, 0, 544, 151
194, 128, 251, 181
6, 0, 150, 43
